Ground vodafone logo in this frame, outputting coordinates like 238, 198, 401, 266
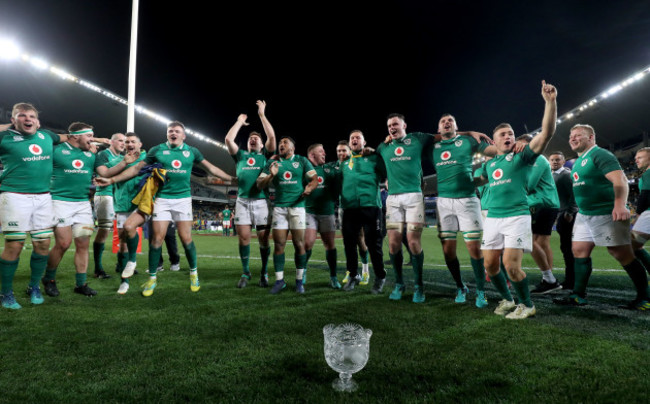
492, 168, 504, 180
172, 160, 182, 169
283, 171, 293, 180
317, 176, 324, 184
573, 172, 579, 181
395, 147, 404, 156
247, 157, 255, 166
72, 159, 84, 169
441, 151, 451, 161
29, 144, 43, 155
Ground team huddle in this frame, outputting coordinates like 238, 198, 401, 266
1, 80, 649, 318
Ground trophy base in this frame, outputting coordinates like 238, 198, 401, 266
332, 377, 358, 392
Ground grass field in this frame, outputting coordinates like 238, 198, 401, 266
1, 229, 649, 403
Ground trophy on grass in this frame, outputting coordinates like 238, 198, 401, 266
323, 323, 372, 392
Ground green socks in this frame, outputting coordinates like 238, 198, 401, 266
512, 277, 533, 308
489, 270, 513, 301
148, 246, 162, 276
471, 257, 486, 291
412, 252, 424, 288
29, 252, 49, 288
623, 258, 650, 300
273, 253, 285, 274
359, 248, 369, 265
43, 267, 57, 282
75, 273, 87, 288
634, 249, 650, 275
93, 242, 105, 273
445, 257, 464, 288
183, 241, 197, 269
239, 244, 251, 275
127, 233, 139, 263
260, 246, 270, 276
295, 253, 307, 270
573, 257, 592, 297
0, 257, 19, 294
326, 249, 337, 277
390, 251, 404, 284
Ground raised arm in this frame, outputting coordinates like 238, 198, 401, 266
96, 160, 147, 186
224, 114, 249, 155
606, 169, 631, 221
529, 80, 558, 155
95, 151, 139, 177
199, 159, 236, 183
257, 100, 276, 153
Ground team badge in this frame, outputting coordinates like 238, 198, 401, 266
247, 157, 255, 166
455, 140, 462, 147
172, 160, 182, 168
72, 159, 84, 169
318, 176, 324, 184
573, 172, 579, 181
29, 144, 43, 155
84, 152, 92, 157
292, 162, 299, 168
395, 147, 404, 156
505, 153, 513, 162
492, 168, 504, 180
404, 138, 411, 145
38, 133, 45, 140
183, 151, 190, 158
581, 159, 588, 167
283, 171, 293, 180
441, 151, 451, 161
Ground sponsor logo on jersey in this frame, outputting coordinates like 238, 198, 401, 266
581, 159, 588, 167
172, 160, 182, 169
573, 172, 579, 181
72, 159, 84, 169
283, 171, 293, 180
29, 144, 43, 155
62, 150, 71, 155
13, 136, 23, 141
441, 151, 451, 161
492, 168, 504, 180
183, 151, 190, 158
395, 147, 404, 156
317, 176, 324, 184
163, 150, 170, 155
247, 157, 256, 166
455, 140, 463, 147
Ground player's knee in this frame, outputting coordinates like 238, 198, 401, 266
439, 231, 456, 240
407, 223, 423, 233
30, 229, 53, 241
462, 231, 481, 242
386, 222, 402, 232
3, 232, 27, 243
97, 219, 113, 230
72, 224, 94, 239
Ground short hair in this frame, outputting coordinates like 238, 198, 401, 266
279, 136, 296, 146
307, 143, 323, 155
570, 124, 595, 136
440, 113, 456, 121
248, 131, 263, 140
515, 134, 533, 143
12, 102, 38, 118
637, 147, 650, 155
68, 122, 93, 133
387, 113, 405, 122
548, 151, 565, 158
111, 132, 125, 139
349, 129, 363, 137
125, 132, 141, 142
337, 140, 349, 146
492, 123, 512, 134
167, 120, 185, 132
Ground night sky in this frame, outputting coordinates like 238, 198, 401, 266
2, 0, 650, 164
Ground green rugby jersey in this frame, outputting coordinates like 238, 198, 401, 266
145, 142, 204, 199
571, 145, 622, 216
484, 145, 537, 218
95, 148, 124, 196
306, 161, 338, 215
232, 148, 270, 199
527, 155, 560, 209
50, 142, 98, 201
0, 128, 61, 193
377, 132, 434, 195
114, 151, 147, 213
639, 168, 650, 191
262, 154, 315, 208
222, 209, 232, 220
338, 154, 385, 209
474, 163, 490, 209
432, 135, 488, 198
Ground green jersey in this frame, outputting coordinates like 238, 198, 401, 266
232, 148, 270, 199
222, 209, 232, 221
114, 151, 147, 213
261, 154, 316, 208
433, 135, 488, 198
0, 128, 61, 193
484, 145, 537, 218
571, 145, 622, 216
527, 155, 560, 209
639, 168, 650, 191
145, 142, 204, 199
376, 132, 434, 195
95, 148, 124, 196
338, 153, 385, 209
50, 142, 98, 201
305, 162, 338, 215
474, 163, 490, 209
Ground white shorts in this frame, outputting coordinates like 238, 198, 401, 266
306, 213, 336, 232
482, 215, 533, 253
437, 196, 483, 233
152, 197, 193, 222
53, 200, 94, 227
272, 207, 306, 230
116, 211, 149, 229
632, 210, 650, 235
94, 195, 115, 222
223, 220, 231, 228
0, 192, 54, 232
573, 213, 630, 246
234, 197, 271, 227
386, 193, 425, 226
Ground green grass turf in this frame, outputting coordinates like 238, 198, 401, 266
1, 229, 649, 403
